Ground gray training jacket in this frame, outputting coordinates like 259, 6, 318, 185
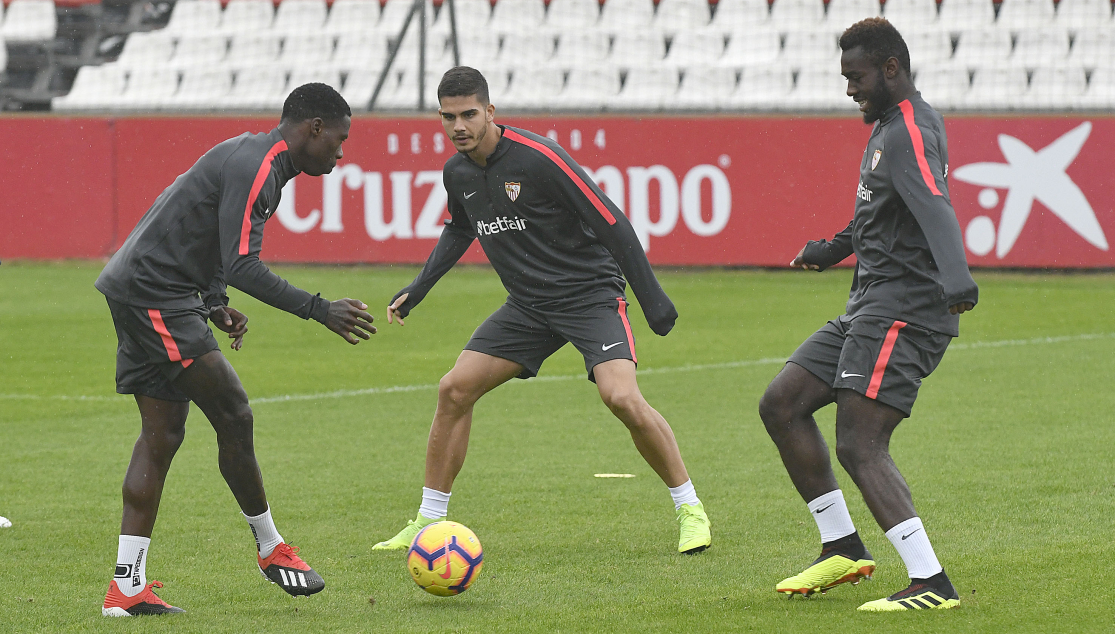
802, 93, 979, 337
95, 128, 329, 323
391, 125, 678, 336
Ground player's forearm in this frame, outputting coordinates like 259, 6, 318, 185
202, 280, 229, 310
911, 204, 979, 307
802, 222, 855, 271
596, 222, 677, 335
394, 226, 474, 317
227, 257, 329, 322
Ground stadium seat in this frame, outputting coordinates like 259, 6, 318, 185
332, 33, 389, 71
340, 68, 378, 107
499, 66, 565, 109
279, 33, 336, 69
951, 28, 1013, 69
914, 66, 970, 108
169, 34, 230, 69
598, 0, 655, 34
544, 0, 599, 32
167, 68, 234, 109
1068, 29, 1115, 68
824, 0, 882, 32
219, 0, 275, 34
288, 67, 343, 92
610, 32, 668, 68
499, 32, 556, 67
882, 0, 939, 35
787, 67, 854, 110
450, 33, 501, 67
52, 64, 127, 110
116, 32, 175, 70
374, 68, 427, 109
936, 0, 996, 33
726, 64, 793, 109
551, 31, 611, 69
653, 0, 713, 34
1077, 66, 1115, 109
965, 65, 1028, 109
705, 0, 770, 34
480, 65, 512, 102
904, 30, 954, 67
1055, 0, 1114, 30
489, 0, 546, 33
378, 0, 422, 35
674, 65, 738, 108
272, 0, 328, 34
0, 0, 56, 43
996, 0, 1056, 31
430, 0, 493, 37
663, 30, 725, 68
221, 66, 288, 109
323, 0, 380, 35
226, 32, 282, 68
163, 0, 222, 35
1021, 65, 1087, 109
781, 30, 840, 68
768, 0, 826, 32
720, 28, 781, 67
117, 68, 181, 110
1011, 28, 1070, 68
555, 67, 621, 110
609, 67, 680, 110
0, 35, 6, 74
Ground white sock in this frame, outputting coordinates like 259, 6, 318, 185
418, 487, 451, 520
886, 517, 943, 579
244, 506, 284, 558
668, 479, 700, 510
114, 535, 150, 597
807, 490, 857, 543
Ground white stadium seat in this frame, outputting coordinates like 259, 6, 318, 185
787, 67, 855, 110
904, 30, 954, 66
479, 66, 513, 102
377, 0, 419, 35
489, 0, 546, 33
598, 0, 655, 33
116, 32, 175, 70
500, 66, 565, 109
726, 64, 794, 109
996, 0, 1056, 31
430, 0, 493, 36
1011, 28, 1070, 68
706, 0, 770, 34
288, 67, 343, 92
169, 34, 229, 69
323, 0, 380, 36
1, 0, 56, 43
936, 0, 996, 33
610, 32, 668, 68
219, 0, 275, 34
769, 0, 826, 32
341, 69, 378, 107
1068, 30, 1115, 68
279, 33, 336, 69
52, 64, 127, 110
965, 65, 1029, 109
609, 67, 679, 110
0, 35, 7, 74
781, 30, 840, 68
664, 30, 726, 68
555, 67, 621, 110
168, 68, 234, 109
1056, 0, 1114, 30
825, 0, 882, 32
117, 68, 181, 110
674, 65, 738, 108
720, 28, 781, 67
551, 31, 611, 69
1077, 66, 1115, 109
226, 32, 282, 68
653, 0, 713, 34
221, 66, 288, 109
915, 66, 971, 108
163, 0, 222, 35
1022, 65, 1087, 109
272, 0, 328, 34
333, 33, 389, 71
544, 0, 599, 32
951, 28, 1013, 69
882, 0, 939, 35
453, 33, 501, 67
499, 32, 556, 67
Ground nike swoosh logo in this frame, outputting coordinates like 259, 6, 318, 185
602, 342, 624, 351
439, 539, 454, 579
840, 371, 865, 378
464, 191, 477, 199
813, 503, 835, 514
901, 528, 922, 541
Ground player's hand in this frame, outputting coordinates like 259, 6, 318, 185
790, 246, 820, 271
388, 293, 409, 326
949, 302, 975, 315
209, 306, 248, 351
326, 299, 377, 344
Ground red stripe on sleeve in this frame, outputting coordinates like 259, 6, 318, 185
617, 297, 637, 364
865, 320, 907, 399
239, 140, 289, 255
147, 309, 184, 363
898, 101, 942, 196
502, 129, 617, 225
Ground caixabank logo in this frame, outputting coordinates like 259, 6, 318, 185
949, 121, 1112, 267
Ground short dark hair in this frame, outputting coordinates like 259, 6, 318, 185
282, 82, 351, 123
839, 17, 911, 74
438, 66, 489, 105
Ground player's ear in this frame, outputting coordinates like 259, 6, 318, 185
486, 103, 495, 121
309, 117, 324, 137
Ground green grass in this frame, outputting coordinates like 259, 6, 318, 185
1, 262, 1113, 633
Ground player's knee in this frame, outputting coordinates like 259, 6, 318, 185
758, 387, 794, 438
600, 386, 643, 419
835, 435, 872, 474
438, 373, 480, 410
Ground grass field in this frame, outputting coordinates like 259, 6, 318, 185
1, 262, 1113, 633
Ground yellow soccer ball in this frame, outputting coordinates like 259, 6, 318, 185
406, 521, 484, 596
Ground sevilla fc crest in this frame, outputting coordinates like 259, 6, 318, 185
871, 149, 882, 170
505, 182, 521, 201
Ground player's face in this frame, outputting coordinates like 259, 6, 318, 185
439, 95, 495, 155
841, 47, 893, 124
303, 116, 351, 176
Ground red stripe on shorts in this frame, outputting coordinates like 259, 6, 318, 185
617, 297, 637, 364
147, 309, 188, 366
866, 320, 907, 399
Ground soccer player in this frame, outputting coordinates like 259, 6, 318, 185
758, 19, 977, 611
371, 67, 712, 555
95, 84, 376, 616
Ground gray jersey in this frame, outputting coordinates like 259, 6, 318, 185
802, 93, 978, 336
95, 128, 329, 323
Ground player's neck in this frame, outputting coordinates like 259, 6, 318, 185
468, 124, 503, 167
886, 79, 917, 111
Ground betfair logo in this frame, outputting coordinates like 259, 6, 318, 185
857, 181, 873, 202
476, 217, 528, 236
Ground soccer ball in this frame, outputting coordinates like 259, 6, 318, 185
406, 521, 483, 596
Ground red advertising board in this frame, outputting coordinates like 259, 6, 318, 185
2, 114, 1113, 268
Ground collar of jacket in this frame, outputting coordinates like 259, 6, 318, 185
267, 127, 302, 180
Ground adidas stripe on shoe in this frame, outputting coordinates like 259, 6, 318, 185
258, 542, 325, 597
857, 571, 960, 611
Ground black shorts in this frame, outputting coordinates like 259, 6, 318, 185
787, 314, 951, 416
464, 297, 638, 382
106, 298, 219, 402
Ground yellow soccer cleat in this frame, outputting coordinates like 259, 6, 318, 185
776, 547, 876, 596
858, 572, 960, 611
372, 513, 443, 551
676, 502, 712, 554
